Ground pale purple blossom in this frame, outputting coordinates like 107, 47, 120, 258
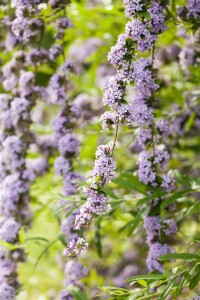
137, 151, 157, 186
125, 20, 156, 52
137, 129, 152, 148
132, 58, 159, 97
144, 216, 161, 244
156, 120, 170, 138
163, 219, 178, 236
146, 242, 173, 272
11, 97, 30, 126
161, 173, 176, 192
103, 74, 125, 109
108, 34, 128, 67
123, 0, 144, 18
187, 0, 200, 19
0, 218, 21, 243
64, 238, 88, 257
147, 2, 167, 34
58, 134, 80, 156
92, 145, 116, 186
0, 283, 16, 300
54, 157, 71, 177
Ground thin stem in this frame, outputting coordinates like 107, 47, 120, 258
111, 125, 119, 156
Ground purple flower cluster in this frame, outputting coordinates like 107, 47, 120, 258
137, 150, 169, 187
11, 0, 44, 43
49, 61, 86, 298
123, 0, 144, 18
64, 238, 88, 257
101, 0, 166, 135
144, 216, 177, 271
146, 242, 173, 273
0, 92, 34, 297
92, 145, 116, 187
65, 145, 114, 265
0, 5, 52, 293
132, 58, 159, 97
72, 145, 114, 232
119, 0, 177, 274
187, 0, 200, 19
125, 20, 156, 52
0, 51, 38, 294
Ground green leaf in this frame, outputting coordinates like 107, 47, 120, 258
58, 234, 67, 247
159, 253, 200, 261
26, 237, 49, 243
161, 190, 194, 208
160, 280, 175, 300
186, 112, 196, 132
113, 173, 147, 195
102, 187, 118, 199
99, 286, 131, 296
126, 273, 170, 283
171, 0, 176, 13
95, 225, 102, 257
186, 201, 200, 216
127, 212, 143, 236
137, 280, 147, 287
189, 265, 200, 290
34, 239, 57, 268
18, 226, 26, 244
70, 286, 89, 300
0, 240, 26, 251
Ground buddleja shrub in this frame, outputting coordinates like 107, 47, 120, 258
0, 0, 200, 299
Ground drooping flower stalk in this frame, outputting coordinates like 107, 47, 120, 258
43, 3, 88, 298
0, 2, 50, 298
64, 0, 178, 275
121, 1, 177, 273
49, 59, 87, 299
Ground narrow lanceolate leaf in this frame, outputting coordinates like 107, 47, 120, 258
95, 225, 102, 257
160, 279, 175, 300
159, 253, 200, 261
70, 287, 89, 300
0, 240, 26, 251
127, 211, 143, 236
18, 225, 26, 244
125, 273, 171, 283
161, 189, 194, 208
189, 265, 200, 290
113, 173, 148, 195
34, 239, 57, 268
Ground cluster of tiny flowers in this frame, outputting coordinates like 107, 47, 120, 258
47, 63, 73, 105
120, 0, 177, 273
144, 216, 177, 272
11, 0, 43, 42
0, 75, 35, 297
66, 145, 114, 244
64, 238, 88, 257
49, 63, 81, 200
137, 149, 170, 187
187, 0, 200, 20
0, 65, 37, 296
59, 260, 88, 299
123, 0, 144, 18
64, 145, 115, 278
48, 51, 85, 300
0, 2, 54, 294
146, 242, 173, 273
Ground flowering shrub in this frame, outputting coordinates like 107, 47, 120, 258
0, 0, 200, 299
